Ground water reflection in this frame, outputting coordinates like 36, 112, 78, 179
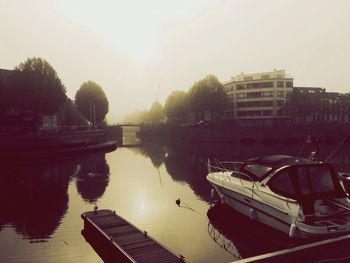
76, 154, 110, 203
0, 162, 69, 240
128, 140, 350, 206
130, 141, 213, 202
130, 140, 166, 168
164, 147, 212, 202
207, 204, 302, 259
128, 140, 350, 261
0, 151, 110, 240
2, 137, 350, 262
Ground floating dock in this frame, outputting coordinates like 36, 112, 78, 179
81, 209, 184, 263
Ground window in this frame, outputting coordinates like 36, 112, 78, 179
246, 92, 262, 98
286, 81, 293, 88
236, 101, 273, 108
237, 93, 246, 99
262, 91, 273, 97
262, 82, 273, 88
269, 170, 295, 197
237, 84, 245, 90
277, 81, 284, 88
237, 110, 263, 117
262, 101, 273, 106
237, 102, 250, 108
244, 164, 272, 178
261, 75, 270, 79
244, 76, 253, 81
246, 83, 261, 89
277, 91, 284, 97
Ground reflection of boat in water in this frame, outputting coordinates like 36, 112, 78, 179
207, 210, 242, 260
207, 155, 350, 238
207, 203, 298, 259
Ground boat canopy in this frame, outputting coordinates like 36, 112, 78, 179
246, 155, 313, 168
242, 155, 312, 180
267, 163, 346, 201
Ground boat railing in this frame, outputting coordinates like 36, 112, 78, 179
208, 159, 259, 200
207, 159, 256, 185
207, 159, 233, 182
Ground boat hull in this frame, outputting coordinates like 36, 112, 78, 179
210, 182, 350, 239
211, 183, 293, 235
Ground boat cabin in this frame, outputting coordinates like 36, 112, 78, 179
240, 155, 347, 213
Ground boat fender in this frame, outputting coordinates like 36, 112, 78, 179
289, 222, 297, 238
220, 194, 225, 205
210, 189, 216, 200
249, 208, 256, 220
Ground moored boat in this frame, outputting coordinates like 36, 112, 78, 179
207, 155, 350, 238
0, 128, 117, 158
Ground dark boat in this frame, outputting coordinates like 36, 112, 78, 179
0, 128, 117, 158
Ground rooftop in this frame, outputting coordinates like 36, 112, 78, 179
225, 69, 293, 84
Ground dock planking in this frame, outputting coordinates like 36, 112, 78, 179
81, 209, 184, 263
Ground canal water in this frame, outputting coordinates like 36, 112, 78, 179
1, 132, 350, 262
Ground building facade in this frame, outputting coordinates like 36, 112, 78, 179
292, 87, 350, 125
223, 69, 293, 126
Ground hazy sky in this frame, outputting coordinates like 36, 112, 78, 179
1, 0, 350, 122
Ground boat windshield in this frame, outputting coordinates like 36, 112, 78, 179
243, 164, 272, 179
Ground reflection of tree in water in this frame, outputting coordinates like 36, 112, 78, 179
135, 140, 350, 204
130, 141, 166, 168
164, 147, 212, 202
0, 158, 75, 239
132, 141, 213, 201
75, 153, 110, 203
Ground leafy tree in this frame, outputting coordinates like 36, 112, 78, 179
75, 81, 109, 124
188, 75, 228, 121
13, 57, 67, 115
148, 101, 165, 124
164, 91, 189, 124
62, 99, 90, 126
289, 88, 327, 124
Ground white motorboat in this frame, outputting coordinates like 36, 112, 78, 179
207, 155, 350, 238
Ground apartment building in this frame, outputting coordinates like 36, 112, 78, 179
223, 69, 293, 126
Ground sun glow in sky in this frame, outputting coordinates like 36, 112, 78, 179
55, 0, 216, 61
1, 0, 350, 122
